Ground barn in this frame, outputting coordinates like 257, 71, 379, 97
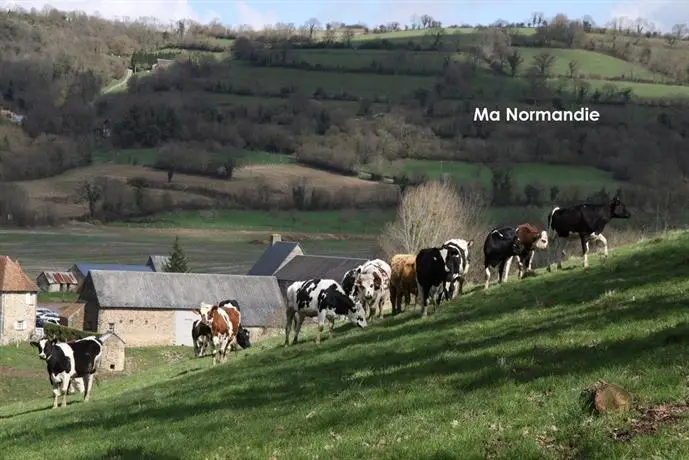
98, 331, 126, 372
247, 234, 304, 276
79, 270, 285, 347
0, 256, 39, 345
272, 255, 368, 297
68, 263, 153, 284
36, 271, 79, 293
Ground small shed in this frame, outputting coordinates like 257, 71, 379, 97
146, 255, 170, 272
273, 255, 368, 298
247, 235, 304, 276
98, 331, 126, 372
36, 271, 79, 292
59, 302, 85, 329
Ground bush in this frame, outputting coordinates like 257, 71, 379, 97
43, 323, 97, 342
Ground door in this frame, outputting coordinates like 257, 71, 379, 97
174, 310, 198, 346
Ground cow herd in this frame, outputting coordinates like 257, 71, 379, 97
28, 195, 630, 408
282, 194, 632, 343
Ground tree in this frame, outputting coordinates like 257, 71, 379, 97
379, 181, 486, 256
164, 236, 190, 273
304, 18, 321, 40
75, 179, 103, 219
532, 51, 556, 77
507, 49, 523, 77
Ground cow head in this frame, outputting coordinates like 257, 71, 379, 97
355, 270, 382, 302
192, 302, 215, 325
348, 301, 368, 329
236, 327, 251, 349
440, 246, 461, 278
30, 338, 57, 360
535, 230, 549, 249
610, 196, 631, 219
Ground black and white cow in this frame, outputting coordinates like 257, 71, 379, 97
547, 195, 631, 270
350, 259, 392, 320
284, 279, 367, 346
483, 223, 549, 289
415, 246, 460, 318
30, 335, 104, 409
440, 238, 474, 301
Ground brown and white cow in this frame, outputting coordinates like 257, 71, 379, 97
483, 223, 548, 289
389, 254, 418, 315
192, 301, 241, 366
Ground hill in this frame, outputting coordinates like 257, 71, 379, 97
3, 231, 689, 458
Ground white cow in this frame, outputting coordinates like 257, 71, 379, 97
441, 238, 474, 300
284, 279, 367, 346
352, 258, 392, 319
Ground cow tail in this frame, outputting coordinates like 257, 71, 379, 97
547, 207, 559, 231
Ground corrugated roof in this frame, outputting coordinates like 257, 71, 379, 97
273, 255, 368, 283
70, 264, 153, 277
79, 270, 285, 327
0, 256, 38, 292
247, 241, 302, 276
146, 255, 170, 272
39, 271, 78, 285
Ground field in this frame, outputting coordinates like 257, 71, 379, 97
3, 231, 689, 458
0, 226, 381, 279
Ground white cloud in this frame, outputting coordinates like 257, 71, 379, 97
1, 0, 200, 24
234, 0, 279, 29
609, 1, 689, 33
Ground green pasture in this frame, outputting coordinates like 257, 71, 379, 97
4, 230, 689, 458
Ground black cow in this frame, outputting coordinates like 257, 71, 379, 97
30, 335, 104, 409
483, 227, 525, 289
415, 246, 458, 318
547, 195, 631, 270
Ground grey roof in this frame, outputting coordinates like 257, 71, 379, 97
70, 263, 152, 277
273, 255, 368, 283
146, 255, 170, 272
247, 241, 302, 276
79, 270, 285, 327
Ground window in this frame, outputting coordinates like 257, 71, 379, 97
15, 320, 26, 331
108, 323, 115, 332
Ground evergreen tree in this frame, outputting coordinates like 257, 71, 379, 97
163, 236, 190, 273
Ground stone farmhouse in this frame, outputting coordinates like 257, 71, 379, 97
78, 270, 285, 347
0, 256, 39, 345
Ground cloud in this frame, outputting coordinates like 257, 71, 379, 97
609, 1, 689, 32
233, 0, 279, 29
0, 0, 201, 24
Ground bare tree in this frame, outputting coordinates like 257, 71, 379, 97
304, 17, 321, 40
379, 181, 486, 256
75, 179, 103, 219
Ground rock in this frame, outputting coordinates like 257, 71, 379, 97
581, 380, 632, 414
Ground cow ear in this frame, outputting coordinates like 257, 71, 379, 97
29, 341, 38, 348
468, 240, 474, 248
192, 309, 201, 315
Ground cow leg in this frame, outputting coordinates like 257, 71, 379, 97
284, 309, 295, 346
591, 233, 609, 258
418, 280, 430, 318
390, 285, 399, 315
83, 374, 94, 402
292, 315, 306, 345
458, 277, 465, 296
211, 335, 221, 365
484, 265, 491, 289
527, 249, 536, 272
502, 256, 513, 283
51, 380, 61, 409
60, 375, 70, 407
316, 313, 326, 345
581, 234, 590, 269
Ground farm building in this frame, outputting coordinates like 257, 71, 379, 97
247, 234, 304, 276
59, 302, 85, 329
273, 255, 368, 297
0, 256, 39, 345
79, 270, 285, 347
36, 271, 79, 293
68, 263, 153, 284
146, 255, 170, 272
98, 331, 126, 372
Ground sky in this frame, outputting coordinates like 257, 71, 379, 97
0, 0, 687, 33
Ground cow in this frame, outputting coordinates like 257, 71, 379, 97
341, 268, 358, 298
483, 223, 549, 289
30, 335, 104, 409
389, 254, 418, 315
284, 279, 367, 346
547, 195, 631, 270
191, 319, 212, 357
192, 301, 241, 366
415, 245, 460, 318
351, 259, 391, 320
441, 238, 474, 300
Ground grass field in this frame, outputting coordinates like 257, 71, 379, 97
363, 159, 622, 192
4, 230, 689, 458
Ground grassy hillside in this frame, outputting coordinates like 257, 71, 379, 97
3, 231, 689, 458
